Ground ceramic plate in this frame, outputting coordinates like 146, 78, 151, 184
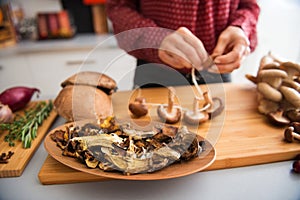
44, 120, 216, 181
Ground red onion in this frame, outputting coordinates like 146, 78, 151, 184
0, 103, 14, 123
0, 87, 40, 112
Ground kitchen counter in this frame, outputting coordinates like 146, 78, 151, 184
1, 83, 300, 200
0, 33, 118, 56
0, 117, 299, 200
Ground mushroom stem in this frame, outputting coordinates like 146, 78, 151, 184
203, 91, 213, 109
284, 126, 300, 142
191, 68, 204, 100
167, 87, 175, 113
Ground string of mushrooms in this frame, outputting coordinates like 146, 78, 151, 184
129, 68, 224, 125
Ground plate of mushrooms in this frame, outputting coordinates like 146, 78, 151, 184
45, 116, 216, 180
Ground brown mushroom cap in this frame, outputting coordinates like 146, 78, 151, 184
128, 97, 148, 118
267, 110, 290, 126
284, 126, 300, 143
257, 82, 282, 102
54, 85, 113, 122
61, 71, 117, 95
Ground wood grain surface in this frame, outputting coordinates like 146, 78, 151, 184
0, 101, 57, 178
38, 83, 300, 185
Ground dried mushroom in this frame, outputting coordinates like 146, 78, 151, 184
50, 116, 205, 175
54, 71, 116, 122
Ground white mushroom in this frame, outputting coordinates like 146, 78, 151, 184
183, 97, 209, 125
157, 87, 182, 124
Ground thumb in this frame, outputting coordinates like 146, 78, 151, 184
211, 40, 227, 59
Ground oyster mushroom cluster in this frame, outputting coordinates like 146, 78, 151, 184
128, 86, 224, 125
50, 116, 205, 175
246, 52, 300, 125
54, 71, 117, 122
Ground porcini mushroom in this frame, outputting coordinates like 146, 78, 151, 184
257, 82, 282, 102
258, 69, 288, 88
184, 97, 209, 125
128, 97, 148, 118
284, 126, 300, 143
157, 87, 181, 124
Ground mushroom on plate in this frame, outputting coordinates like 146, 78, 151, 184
157, 87, 182, 124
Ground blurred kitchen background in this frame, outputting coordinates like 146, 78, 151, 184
0, 0, 300, 96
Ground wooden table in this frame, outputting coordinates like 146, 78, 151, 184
38, 83, 300, 184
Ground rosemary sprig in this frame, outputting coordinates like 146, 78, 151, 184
0, 101, 53, 148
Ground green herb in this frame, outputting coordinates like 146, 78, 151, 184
0, 101, 53, 148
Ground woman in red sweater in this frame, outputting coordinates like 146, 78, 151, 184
106, 0, 260, 87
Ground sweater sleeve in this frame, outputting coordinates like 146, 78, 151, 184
229, 0, 260, 51
106, 0, 170, 63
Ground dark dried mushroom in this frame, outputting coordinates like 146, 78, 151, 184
0, 151, 14, 164
157, 87, 181, 124
267, 110, 290, 126
284, 126, 300, 143
184, 97, 209, 125
128, 97, 148, 118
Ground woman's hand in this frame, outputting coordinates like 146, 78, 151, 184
158, 27, 208, 71
210, 26, 250, 73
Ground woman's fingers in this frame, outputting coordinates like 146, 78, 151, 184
159, 27, 208, 70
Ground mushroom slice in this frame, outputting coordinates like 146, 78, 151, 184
157, 87, 182, 124
184, 97, 209, 125
279, 86, 300, 108
257, 82, 282, 102
258, 69, 288, 88
267, 110, 290, 126
61, 71, 117, 95
128, 97, 148, 118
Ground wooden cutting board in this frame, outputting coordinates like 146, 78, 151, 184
0, 101, 57, 178
38, 83, 300, 185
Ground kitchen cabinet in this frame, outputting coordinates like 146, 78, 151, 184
0, 54, 30, 89
0, 35, 137, 97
